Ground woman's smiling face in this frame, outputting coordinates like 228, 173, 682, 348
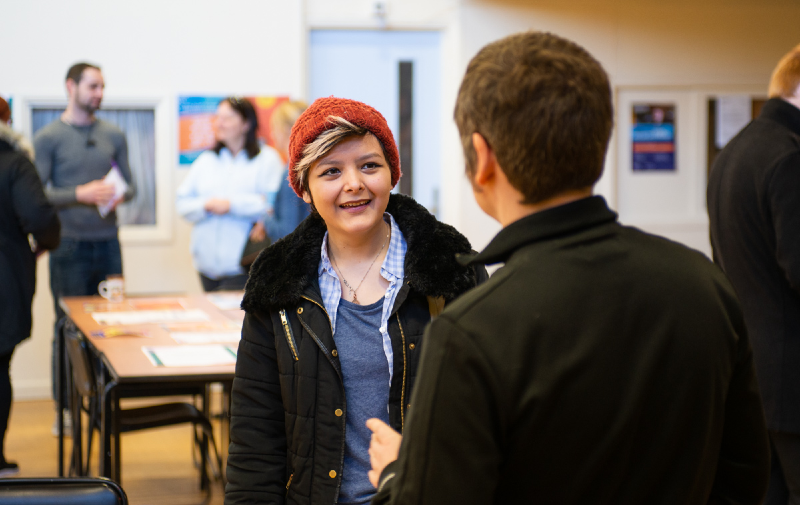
303, 133, 393, 239
213, 101, 249, 150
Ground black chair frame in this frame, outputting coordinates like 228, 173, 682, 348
63, 321, 223, 490
0, 477, 128, 505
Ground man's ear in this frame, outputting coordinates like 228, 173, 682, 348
471, 132, 498, 186
787, 83, 800, 110
65, 79, 76, 96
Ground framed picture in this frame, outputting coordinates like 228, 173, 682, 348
18, 96, 173, 242
178, 95, 289, 166
615, 89, 700, 224
631, 103, 676, 172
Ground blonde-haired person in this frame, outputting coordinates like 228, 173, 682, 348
709, 43, 800, 504
249, 100, 310, 245
225, 97, 487, 505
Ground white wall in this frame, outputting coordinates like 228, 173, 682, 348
2, 0, 799, 398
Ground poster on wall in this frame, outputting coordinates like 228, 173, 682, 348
631, 103, 676, 172
178, 95, 289, 166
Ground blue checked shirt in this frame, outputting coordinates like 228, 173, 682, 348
318, 213, 407, 384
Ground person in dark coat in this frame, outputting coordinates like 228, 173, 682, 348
225, 97, 486, 505
367, 31, 770, 505
0, 100, 61, 476
707, 43, 800, 505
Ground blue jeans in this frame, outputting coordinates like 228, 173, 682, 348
50, 237, 122, 402
199, 273, 248, 292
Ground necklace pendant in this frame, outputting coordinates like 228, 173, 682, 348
352, 293, 360, 305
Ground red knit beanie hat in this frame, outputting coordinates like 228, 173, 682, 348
288, 97, 401, 197
0, 97, 10, 124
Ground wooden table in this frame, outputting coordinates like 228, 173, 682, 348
57, 293, 243, 485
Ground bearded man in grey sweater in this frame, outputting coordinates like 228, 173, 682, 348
33, 62, 134, 430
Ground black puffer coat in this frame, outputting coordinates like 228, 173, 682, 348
0, 125, 60, 355
225, 194, 486, 505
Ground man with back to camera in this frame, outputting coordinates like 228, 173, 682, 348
708, 44, 800, 505
366, 31, 770, 504
33, 62, 135, 431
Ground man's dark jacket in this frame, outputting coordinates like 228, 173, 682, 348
225, 194, 486, 505
0, 129, 60, 355
373, 196, 769, 505
708, 98, 800, 433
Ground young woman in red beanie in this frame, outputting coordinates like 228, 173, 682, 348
226, 97, 487, 505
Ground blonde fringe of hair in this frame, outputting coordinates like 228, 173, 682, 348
769, 44, 800, 99
270, 100, 308, 135
293, 116, 369, 194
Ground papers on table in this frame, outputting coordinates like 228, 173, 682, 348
97, 164, 130, 218
91, 327, 150, 339
206, 292, 244, 311
83, 298, 189, 313
143, 345, 238, 367
169, 331, 241, 344
92, 308, 210, 326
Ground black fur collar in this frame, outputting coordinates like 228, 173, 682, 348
242, 193, 477, 312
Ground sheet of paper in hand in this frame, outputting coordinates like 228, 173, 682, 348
98, 162, 129, 218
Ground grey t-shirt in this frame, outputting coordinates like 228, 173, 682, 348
335, 297, 391, 505
33, 119, 134, 240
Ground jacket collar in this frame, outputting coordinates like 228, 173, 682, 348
243, 193, 478, 312
0, 123, 34, 161
462, 195, 617, 266
760, 98, 800, 137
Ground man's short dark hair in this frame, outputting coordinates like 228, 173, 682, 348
66, 62, 101, 84
454, 31, 613, 204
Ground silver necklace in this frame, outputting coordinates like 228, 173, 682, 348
330, 223, 390, 305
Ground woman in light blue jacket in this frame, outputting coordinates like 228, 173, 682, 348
177, 97, 282, 291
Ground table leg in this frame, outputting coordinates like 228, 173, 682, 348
70, 372, 83, 475
200, 386, 210, 491
99, 372, 116, 480
113, 391, 121, 486
56, 317, 65, 477
221, 381, 231, 486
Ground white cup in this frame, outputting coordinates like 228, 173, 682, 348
98, 275, 125, 303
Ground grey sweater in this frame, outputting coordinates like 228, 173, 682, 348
33, 119, 134, 239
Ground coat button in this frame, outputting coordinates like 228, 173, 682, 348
332, 349, 338, 357
407, 404, 411, 409
297, 307, 303, 314
335, 409, 343, 417
409, 343, 415, 350
329, 470, 337, 478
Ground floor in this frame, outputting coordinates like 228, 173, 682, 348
6, 398, 225, 505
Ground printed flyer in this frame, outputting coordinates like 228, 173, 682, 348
631, 104, 676, 171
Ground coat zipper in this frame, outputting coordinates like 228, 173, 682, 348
279, 309, 299, 361
397, 314, 407, 432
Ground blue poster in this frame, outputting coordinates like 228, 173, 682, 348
178, 96, 224, 165
631, 104, 676, 171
